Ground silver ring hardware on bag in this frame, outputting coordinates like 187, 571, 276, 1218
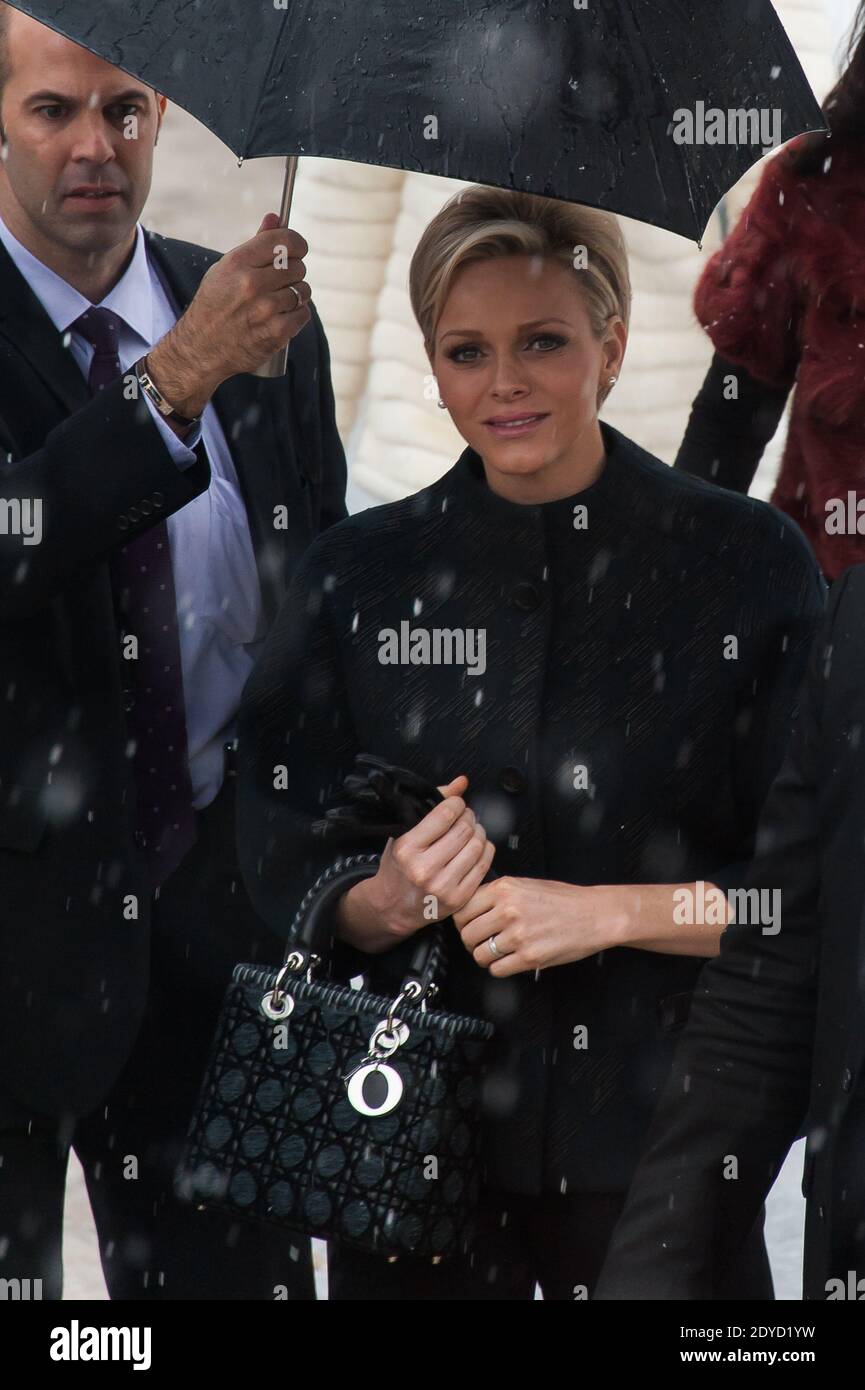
419, 981, 439, 1014
260, 948, 319, 1021
370, 1018, 409, 1053
261, 989, 295, 1021
386, 981, 420, 1035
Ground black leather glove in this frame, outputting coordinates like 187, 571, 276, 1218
312, 754, 444, 843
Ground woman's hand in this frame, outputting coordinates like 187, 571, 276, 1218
452, 877, 630, 976
453, 877, 729, 975
335, 775, 496, 953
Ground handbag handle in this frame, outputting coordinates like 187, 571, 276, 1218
281, 852, 446, 1004
290, 852, 381, 955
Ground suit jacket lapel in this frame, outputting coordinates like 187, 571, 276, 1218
0, 237, 91, 416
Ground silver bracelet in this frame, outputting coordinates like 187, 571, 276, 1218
134, 355, 200, 429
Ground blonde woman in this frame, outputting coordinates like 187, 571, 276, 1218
237, 186, 823, 1299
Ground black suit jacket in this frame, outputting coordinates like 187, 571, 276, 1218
0, 229, 346, 1119
237, 424, 824, 1196
596, 566, 865, 1300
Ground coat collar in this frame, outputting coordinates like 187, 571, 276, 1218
444, 420, 632, 522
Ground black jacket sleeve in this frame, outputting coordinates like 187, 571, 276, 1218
236, 535, 364, 937
674, 351, 791, 495
709, 527, 825, 899
595, 572, 850, 1300
0, 381, 210, 621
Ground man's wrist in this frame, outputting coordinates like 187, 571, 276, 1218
160, 412, 196, 443
147, 334, 221, 421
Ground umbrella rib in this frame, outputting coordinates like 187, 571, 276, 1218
243, 7, 292, 159
618, 0, 702, 241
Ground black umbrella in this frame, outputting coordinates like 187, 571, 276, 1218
6, 0, 823, 367
6, 0, 823, 236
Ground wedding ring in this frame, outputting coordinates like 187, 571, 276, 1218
288, 282, 303, 310
487, 934, 502, 959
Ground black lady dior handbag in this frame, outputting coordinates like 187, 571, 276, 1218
175, 759, 495, 1261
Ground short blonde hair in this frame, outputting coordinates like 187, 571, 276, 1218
409, 185, 631, 403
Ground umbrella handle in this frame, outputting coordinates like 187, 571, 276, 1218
253, 154, 300, 379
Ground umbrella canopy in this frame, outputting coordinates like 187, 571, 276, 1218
7, 0, 823, 240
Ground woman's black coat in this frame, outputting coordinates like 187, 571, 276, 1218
237, 422, 824, 1196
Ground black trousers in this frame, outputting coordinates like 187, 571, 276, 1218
329, 1189, 775, 1301
0, 775, 314, 1301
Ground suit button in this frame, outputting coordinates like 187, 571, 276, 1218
128, 505, 141, 523
139, 499, 153, 516
117, 515, 130, 530
842, 1067, 853, 1092
123, 688, 136, 713
511, 581, 542, 612
152, 492, 164, 507
499, 766, 526, 795
133, 829, 147, 849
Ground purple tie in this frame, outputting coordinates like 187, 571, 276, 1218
72, 306, 197, 890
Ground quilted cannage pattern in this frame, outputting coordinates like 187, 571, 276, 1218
177, 965, 493, 1258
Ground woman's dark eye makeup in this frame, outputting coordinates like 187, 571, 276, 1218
445, 332, 567, 362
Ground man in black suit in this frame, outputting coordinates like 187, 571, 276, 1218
597, 566, 865, 1301
0, 8, 345, 1298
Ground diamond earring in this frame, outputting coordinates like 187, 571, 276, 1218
437, 398, 447, 409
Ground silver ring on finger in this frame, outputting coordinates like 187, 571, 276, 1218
288, 282, 303, 310
487, 934, 503, 960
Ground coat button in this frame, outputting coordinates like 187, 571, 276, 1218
511, 581, 542, 612
499, 765, 526, 795
128, 505, 141, 523
152, 492, 164, 507
842, 1067, 853, 1092
139, 499, 153, 516
117, 515, 130, 530
123, 688, 136, 713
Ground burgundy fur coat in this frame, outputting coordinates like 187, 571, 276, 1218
694, 135, 865, 579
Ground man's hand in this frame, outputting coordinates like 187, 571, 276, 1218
146, 212, 312, 420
